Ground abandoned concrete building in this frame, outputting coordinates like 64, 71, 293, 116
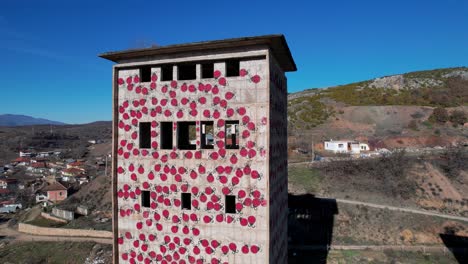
100, 35, 296, 263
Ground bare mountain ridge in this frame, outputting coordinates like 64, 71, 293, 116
289, 66, 468, 101
0, 114, 66, 127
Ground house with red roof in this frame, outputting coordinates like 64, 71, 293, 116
13, 157, 30, 166
41, 182, 68, 202
61, 167, 85, 182
0, 178, 18, 189
67, 161, 86, 170
26, 162, 48, 174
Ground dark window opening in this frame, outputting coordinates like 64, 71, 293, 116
139, 122, 151, 149
225, 195, 236, 214
177, 122, 196, 150
226, 60, 240, 77
140, 66, 151, 82
178, 64, 196, 80
201, 63, 214, 79
161, 65, 173, 81
181, 193, 191, 210
160, 122, 173, 149
225, 121, 239, 149
141, 191, 150, 208
200, 121, 214, 149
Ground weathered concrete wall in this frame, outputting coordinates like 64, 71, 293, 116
114, 48, 274, 263
76, 205, 89, 216
52, 207, 74, 221
268, 54, 289, 263
18, 223, 112, 238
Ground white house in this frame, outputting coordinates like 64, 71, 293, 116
35, 193, 48, 203
324, 140, 370, 154
19, 151, 33, 157
324, 140, 349, 153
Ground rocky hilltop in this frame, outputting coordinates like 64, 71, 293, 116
288, 67, 468, 150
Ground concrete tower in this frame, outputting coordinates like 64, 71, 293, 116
100, 35, 296, 264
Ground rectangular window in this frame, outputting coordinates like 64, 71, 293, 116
177, 122, 196, 150
161, 65, 173, 81
225, 121, 239, 149
225, 195, 236, 214
200, 121, 214, 149
141, 190, 150, 208
160, 122, 173, 149
201, 63, 214, 79
338, 144, 344, 148
140, 66, 151, 82
139, 122, 151, 149
178, 64, 196, 80
181, 193, 191, 210
226, 59, 240, 77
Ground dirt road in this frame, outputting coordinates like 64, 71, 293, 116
329, 197, 468, 222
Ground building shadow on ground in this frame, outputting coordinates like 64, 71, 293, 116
288, 193, 338, 264
440, 233, 468, 263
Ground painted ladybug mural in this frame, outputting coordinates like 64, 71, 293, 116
111, 35, 294, 263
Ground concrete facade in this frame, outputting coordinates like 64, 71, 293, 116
101, 35, 296, 264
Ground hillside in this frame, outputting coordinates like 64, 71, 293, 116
0, 114, 66, 127
289, 147, 468, 258
0, 121, 112, 164
288, 67, 468, 151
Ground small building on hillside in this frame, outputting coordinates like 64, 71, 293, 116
88, 139, 103, 144
324, 140, 348, 153
31, 157, 48, 163
37, 151, 54, 158
41, 182, 68, 202
0, 178, 18, 190
67, 161, 85, 170
35, 193, 48, 203
61, 167, 85, 182
27, 162, 48, 174
324, 140, 370, 154
19, 151, 33, 157
13, 157, 31, 166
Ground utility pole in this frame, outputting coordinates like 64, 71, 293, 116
311, 140, 315, 163
105, 154, 108, 177
105, 153, 111, 177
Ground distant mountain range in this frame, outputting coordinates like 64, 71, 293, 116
0, 114, 66, 126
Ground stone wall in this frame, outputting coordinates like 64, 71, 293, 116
18, 223, 112, 238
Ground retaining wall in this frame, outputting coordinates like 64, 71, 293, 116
18, 223, 112, 238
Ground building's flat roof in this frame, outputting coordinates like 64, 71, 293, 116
99, 34, 296, 72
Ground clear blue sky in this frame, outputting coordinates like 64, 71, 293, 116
1, 0, 467, 124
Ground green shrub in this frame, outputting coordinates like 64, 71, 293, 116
449, 110, 467, 126
429, 107, 449, 123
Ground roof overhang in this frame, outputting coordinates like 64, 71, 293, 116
99, 34, 296, 72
